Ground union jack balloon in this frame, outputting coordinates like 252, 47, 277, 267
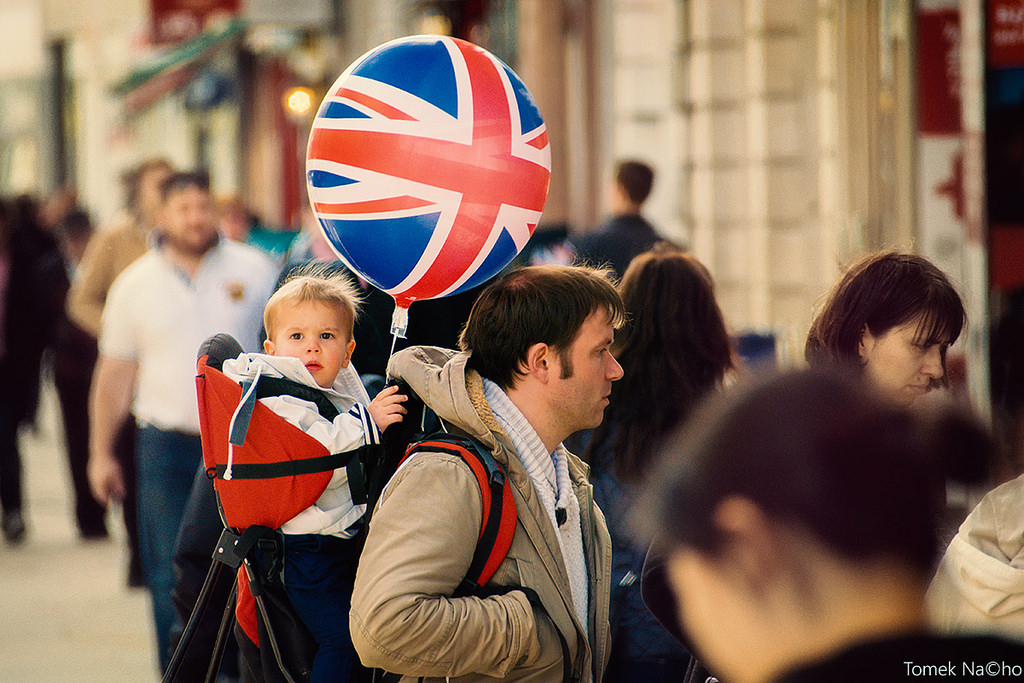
306, 35, 551, 336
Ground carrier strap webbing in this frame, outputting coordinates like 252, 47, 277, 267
208, 444, 372, 502
229, 374, 343, 449
401, 435, 517, 597
253, 376, 340, 421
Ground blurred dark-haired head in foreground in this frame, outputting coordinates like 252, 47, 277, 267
636, 368, 1024, 683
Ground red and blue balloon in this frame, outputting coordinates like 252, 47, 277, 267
306, 35, 551, 336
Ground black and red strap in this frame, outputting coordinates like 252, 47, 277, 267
402, 436, 517, 596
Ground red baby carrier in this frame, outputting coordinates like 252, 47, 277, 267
164, 334, 518, 683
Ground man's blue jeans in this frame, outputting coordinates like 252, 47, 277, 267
136, 425, 202, 673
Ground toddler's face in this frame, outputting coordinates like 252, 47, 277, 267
264, 301, 355, 388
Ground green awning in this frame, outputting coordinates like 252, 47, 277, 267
111, 19, 244, 114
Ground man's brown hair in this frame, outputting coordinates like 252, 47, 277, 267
459, 264, 625, 390
616, 160, 654, 205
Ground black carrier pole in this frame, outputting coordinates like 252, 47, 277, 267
162, 552, 229, 682
162, 526, 261, 683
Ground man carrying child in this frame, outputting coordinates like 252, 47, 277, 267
350, 264, 624, 682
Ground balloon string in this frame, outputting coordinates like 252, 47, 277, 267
386, 303, 408, 374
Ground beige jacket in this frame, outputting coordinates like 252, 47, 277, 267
66, 212, 150, 337
350, 346, 612, 682
928, 474, 1024, 640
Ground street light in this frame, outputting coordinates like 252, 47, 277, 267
283, 86, 315, 121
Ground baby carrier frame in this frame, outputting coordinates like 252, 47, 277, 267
164, 334, 517, 683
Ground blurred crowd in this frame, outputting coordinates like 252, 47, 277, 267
3, 157, 1024, 683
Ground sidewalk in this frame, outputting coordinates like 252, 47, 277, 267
0, 380, 154, 681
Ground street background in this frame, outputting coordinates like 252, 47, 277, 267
0, 0, 1019, 676
0, 377, 154, 681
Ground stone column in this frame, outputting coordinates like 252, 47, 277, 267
519, 0, 570, 228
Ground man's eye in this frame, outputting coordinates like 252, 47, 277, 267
321, 332, 334, 340
290, 333, 302, 340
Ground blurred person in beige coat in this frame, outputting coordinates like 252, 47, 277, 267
350, 265, 623, 682
66, 157, 172, 587
68, 158, 173, 335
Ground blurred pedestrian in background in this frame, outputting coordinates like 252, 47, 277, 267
637, 369, 1017, 683
216, 195, 255, 244
68, 156, 173, 585
570, 160, 668, 279
0, 195, 65, 544
804, 250, 966, 406
567, 243, 734, 682
68, 158, 173, 334
51, 207, 107, 540
87, 169, 276, 673
216, 194, 297, 263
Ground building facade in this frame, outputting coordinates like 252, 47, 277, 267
0, 0, 1005, 411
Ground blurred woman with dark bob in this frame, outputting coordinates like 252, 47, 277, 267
805, 251, 966, 405
637, 369, 1024, 683
572, 243, 734, 681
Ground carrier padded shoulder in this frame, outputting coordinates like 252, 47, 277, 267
253, 375, 340, 422
198, 333, 244, 371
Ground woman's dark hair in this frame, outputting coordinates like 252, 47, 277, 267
805, 251, 966, 381
586, 244, 734, 483
640, 368, 990, 574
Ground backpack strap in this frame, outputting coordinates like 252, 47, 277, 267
253, 375, 341, 421
227, 373, 342, 453
402, 434, 517, 597
208, 444, 372, 481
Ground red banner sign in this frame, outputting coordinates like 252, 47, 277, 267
916, 9, 962, 135
989, 0, 1024, 67
151, 0, 239, 45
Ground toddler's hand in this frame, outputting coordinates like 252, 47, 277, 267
368, 383, 407, 431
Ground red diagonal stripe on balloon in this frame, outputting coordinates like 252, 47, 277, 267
314, 195, 435, 215
525, 129, 549, 150
310, 41, 549, 301
336, 87, 417, 121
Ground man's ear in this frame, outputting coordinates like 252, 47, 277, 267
712, 496, 781, 596
522, 342, 552, 382
263, 338, 275, 354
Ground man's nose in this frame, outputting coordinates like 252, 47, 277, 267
607, 354, 624, 381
